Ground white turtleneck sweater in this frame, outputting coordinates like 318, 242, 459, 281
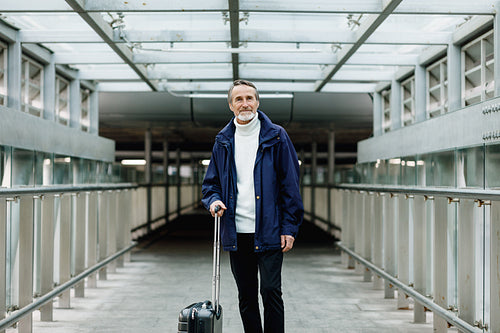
233, 115, 261, 233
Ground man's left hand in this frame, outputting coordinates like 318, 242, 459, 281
280, 235, 295, 253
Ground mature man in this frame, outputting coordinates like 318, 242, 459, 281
202, 80, 303, 333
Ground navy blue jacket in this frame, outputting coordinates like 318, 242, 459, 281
202, 111, 303, 252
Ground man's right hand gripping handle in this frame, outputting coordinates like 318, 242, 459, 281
210, 200, 227, 217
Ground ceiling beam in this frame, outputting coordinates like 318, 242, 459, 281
20, 28, 451, 46
4, 0, 494, 15
64, 0, 159, 91
314, 0, 402, 92
229, 0, 240, 81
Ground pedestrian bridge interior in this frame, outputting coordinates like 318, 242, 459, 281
0, 1, 499, 332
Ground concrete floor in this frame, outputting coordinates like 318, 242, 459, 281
14, 212, 443, 333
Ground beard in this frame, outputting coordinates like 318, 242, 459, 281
237, 110, 256, 122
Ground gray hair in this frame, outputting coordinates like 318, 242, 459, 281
227, 80, 260, 104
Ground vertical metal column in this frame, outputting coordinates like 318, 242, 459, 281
491, 201, 500, 333
397, 195, 410, 309
43, 57, 56, 121
145, 129, 153, 234
69, 76, 81, 129
58, 194, 71, 309
362, 192, 372, 282
107, 191, 117, 273
384, 194, 396, 298
163, 138, 169, 224
373, 193, 384, 289
447, 42, 462, 111
340, 190, 350, 267
98, 191, 108, 281
89, 90, 99, 135
0, 198, 6, 333
87, 191, 98, 288
123, 190, 132, 263
311, 142, 317, 226
344, 191, 354, 269
40, 195, 54, 321
433, 197, 449, 332
348, 190, 356, 269
414, 64, 426, 123
176, 148, 181, 215
354, 191, 364, 274
328, 131, 335, 233
457, 199, 475, 330
373, 92, 382, 137
390, 79, 402, 130
495, 10, 500, 97
7, 34, 21, 110
18, 196, 34, 333
116, 191, 125, 268
74, 193, 86, 297
413, 195, 426, 323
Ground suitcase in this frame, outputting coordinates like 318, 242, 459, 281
178, 208, 223, 333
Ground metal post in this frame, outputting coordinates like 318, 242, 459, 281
384, 194, 396, 298
348, 190, 356, 269
123, 190, 132, 263
163, 138, 169, 224
87, 191, 98, 288
390, 79, 402, 130
458, 199, 475, 330
373, 193, 384, 289
373, 92, 382, 137
107, 191, 117, 273
0, 198, 6, 333
311, 142, 317, 225
354, 191, 364, 274
74, 193, 86, 297
415, 64, 426, 123
491, 201, 500, 333
69, 76, 81, 129
362, 192, 372, 282
58, 194, 71, 309
433, 197, 448, 332
495, 10, 500, 97
397, 195, 410, 309
43, 57, 56, 121
89, 90, 99, 135
448, 41, 461, 111
176, 148, 181, 215
340, 190, 350, 267
413, 195, 426, 323
145, 129, 152, 233
98, 191, 108, 281
116, 191, 125, 268
40, 195, 54, 321
7, 34, 21, 110
328, 131, 335, 233
18, 196, 34, 333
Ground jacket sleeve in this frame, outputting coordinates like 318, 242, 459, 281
201, 144, 223, 211
277, 128, 304, 237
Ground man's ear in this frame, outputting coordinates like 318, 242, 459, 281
228, 102, 234, 112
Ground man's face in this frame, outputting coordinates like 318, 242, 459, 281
229, 84, 260, 124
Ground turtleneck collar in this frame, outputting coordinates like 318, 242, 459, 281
233, 113, 260, 136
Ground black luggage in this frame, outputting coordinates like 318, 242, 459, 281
178, 208, 223, 333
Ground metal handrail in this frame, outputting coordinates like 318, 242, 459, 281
334, 183, 500, 201
0, 242, 137, 330
336, 242, 482, 333
0, 183, 138, 197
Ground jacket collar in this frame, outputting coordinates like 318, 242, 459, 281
216, 110, 279, 145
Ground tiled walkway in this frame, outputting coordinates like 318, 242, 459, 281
19, 211, 440, 333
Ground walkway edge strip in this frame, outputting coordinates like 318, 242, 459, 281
0, 242, 138, 330
336, 242, 483, 333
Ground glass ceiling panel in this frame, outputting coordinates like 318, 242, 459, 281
377, 14, 472, 33
2, 13, 91, 31
110, 12, 228, 31
42, 43, 115, 54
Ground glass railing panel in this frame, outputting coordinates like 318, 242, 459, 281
485, 143, 500, 189
457, 145, 485, 188
419, 150, 455, 187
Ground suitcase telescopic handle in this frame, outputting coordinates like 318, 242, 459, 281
211, 205, 221, 316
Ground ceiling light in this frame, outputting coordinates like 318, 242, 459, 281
121, 159, 147, 166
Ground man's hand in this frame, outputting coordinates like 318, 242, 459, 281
280, 235, 295, 253
210, 200, 227, 217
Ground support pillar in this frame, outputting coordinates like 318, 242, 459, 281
362, 193, 372, 282
415, 64, 426, 123
311, 142, 317, 225
163, 138, 169, 223
373, 92, 383, 136
384, 194, 396, 299
98, 191, 108, 281
457, 199, 475, 330
87, 191, 98, 288
40, 195, 54, 321
433, 197, 448, 332
491, 201, 500, 333
176, 148, 181, 215
18, 196, 34, 333
372, 193, 384, 290
413, 195, 426, 323
448, 41, 462, 111
397, 195, 410, 309
69, 76, 81, 129
74, 193, 86, 297
145, 129, 152, 233
7, 34, 21, 110
390, 79, 402, 131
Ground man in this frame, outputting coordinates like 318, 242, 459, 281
202, 79, 303, 333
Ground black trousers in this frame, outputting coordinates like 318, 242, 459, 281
229, 233, 284, 333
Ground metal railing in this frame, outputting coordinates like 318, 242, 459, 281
302, 183, 499, 333
0, 182, 201, 333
